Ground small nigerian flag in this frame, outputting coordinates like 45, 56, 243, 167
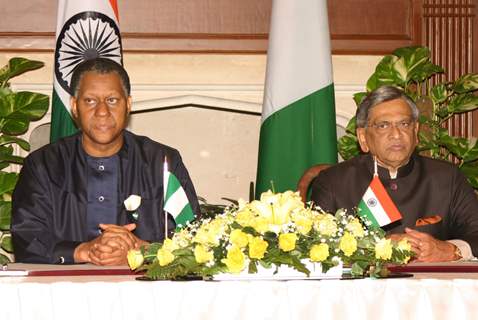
357, 159, 402, 227
163, 158, 195, 228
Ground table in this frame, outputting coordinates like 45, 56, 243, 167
1, 263, 478, 320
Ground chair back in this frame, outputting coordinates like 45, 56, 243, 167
297, 164, 331, 203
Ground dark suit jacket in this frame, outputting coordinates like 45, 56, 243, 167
311, 153, 478, 256
11, 130, 200, 264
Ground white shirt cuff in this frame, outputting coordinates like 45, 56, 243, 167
447, 239, 474, 261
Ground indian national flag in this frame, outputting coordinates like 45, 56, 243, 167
357, 176, 402, 227
255, 0, 337, 197
51, 0, 122, 143
163, 160, 195, 228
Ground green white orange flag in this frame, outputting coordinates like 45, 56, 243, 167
255, 0, 338, 197
51, 0, 122, 143
163, 159, 195, 229
357, 162, 402, 227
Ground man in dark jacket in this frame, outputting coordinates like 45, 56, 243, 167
11, 58, 200, 265
312, 86, 478, 262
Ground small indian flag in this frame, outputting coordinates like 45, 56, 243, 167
357, 176, 402, 227
163, 159, 195, 228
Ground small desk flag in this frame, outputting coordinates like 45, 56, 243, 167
357, 159, 402, 227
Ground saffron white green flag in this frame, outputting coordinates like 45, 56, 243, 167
51, 0, 122, 142
255, 0, 338, 197
163, 160, 195, 228
358, 176, 402, 227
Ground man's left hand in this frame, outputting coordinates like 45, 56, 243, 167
404, 228, 459, 262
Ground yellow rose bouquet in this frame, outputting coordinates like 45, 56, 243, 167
128, 191, 413, 280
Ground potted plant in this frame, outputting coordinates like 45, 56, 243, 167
338, 46, 478, 188
0, 57, 49, 264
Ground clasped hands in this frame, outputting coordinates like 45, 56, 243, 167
74, 223, 148, 265
388, 228, 459, 262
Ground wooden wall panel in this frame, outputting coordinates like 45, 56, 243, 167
0, 0, 421, 54
422, 0, 476, 137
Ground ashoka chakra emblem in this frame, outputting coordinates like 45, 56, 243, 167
367, 198, 377, 207
55, 12, 123, 95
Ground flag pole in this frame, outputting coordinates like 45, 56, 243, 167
163, 155, 168, 240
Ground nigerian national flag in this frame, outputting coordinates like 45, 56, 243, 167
358, 176, 402, 228
51, 0, 123, 143
255, 0, 337, 197
163, 159, 195, 228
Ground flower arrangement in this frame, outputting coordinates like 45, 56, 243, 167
128, 191, 413, 279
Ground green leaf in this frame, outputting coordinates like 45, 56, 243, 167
392, 46, 443, 83
447, 93, 478, 114
353, 92, 367, 107
460, 162, 478, 189
0, 172, 18, 195
430, 84, 448, 104
1, 234, 12, 252
366, 55, 404, 91
344, 117, 357, 134
437, 130, 469, 158
0, 91, 49, 135
452, 73, 478, 93
0, 201, 11, 230
338, 134, 360, 161
0, 135, 30, 151
0, 58, 44, 86
462, 139, 478, 163
0, 253, 11, 265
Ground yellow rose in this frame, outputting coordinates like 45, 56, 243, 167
316, 214, 338, 236
310, 243, 329, 262
294, 215, 313, 235
236, 209, 254, 227
157, 247, 175, 266
250, 217, 269, 234
222, 245, 246, 273
397, 238, 411, 252
346, 218, 365, 238
278, 233, 298, 252
375, 238, 393, 260
249, 237, 269, 259
396, 239, 412, 263
230, 229, 249, 248
127, 249, 144, 270
194, 244, 214, 264
162, 238, 179, 252
339, 231, 357, 257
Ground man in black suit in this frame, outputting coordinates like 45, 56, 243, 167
11, 58, 200, 265
312, 86, 478, 262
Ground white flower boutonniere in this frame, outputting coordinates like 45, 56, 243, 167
124, 194, 142, 220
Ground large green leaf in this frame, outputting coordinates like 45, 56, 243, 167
0, 201, 11, 230
353, 92, 367, 107
0, 57, 44, 87
0, 253, 10, 264
345, 117, 357, 135
0, 172, 18, 195
452, 73, 478, 93
338, 134, 360, 161
437, 129, 469, 158
447, 93, 478, 114
1, 234, 12, 252
0, 91, 48, 135
366, 56, 404, 91
462, 139, 478, 163
0, 135, 30, 151
460, 162, 478, 189
430, 84, 448, 105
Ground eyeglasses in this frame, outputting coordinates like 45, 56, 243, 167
367, 119, 415, 132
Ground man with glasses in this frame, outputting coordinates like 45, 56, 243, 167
311, 85, 478, 262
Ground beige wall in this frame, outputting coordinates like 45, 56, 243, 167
0, 53, 382, 203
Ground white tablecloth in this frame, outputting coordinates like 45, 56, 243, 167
1, 272, 478, 320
